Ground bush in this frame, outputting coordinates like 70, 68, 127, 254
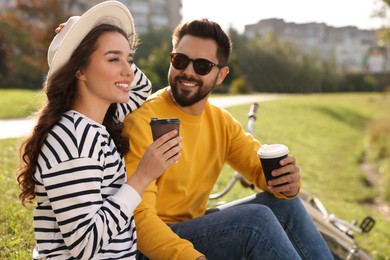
366, 118, 390, 203
230, 77, 251, 94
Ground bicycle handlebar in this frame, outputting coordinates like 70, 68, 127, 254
248, 103, 259, 119
247, 103, 259, 136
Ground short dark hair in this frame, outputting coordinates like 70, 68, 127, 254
172, 18, 232, 66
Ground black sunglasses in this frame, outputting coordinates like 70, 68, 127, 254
170, 53, 224, 76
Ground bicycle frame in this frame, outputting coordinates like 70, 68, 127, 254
208, 102, 375, 260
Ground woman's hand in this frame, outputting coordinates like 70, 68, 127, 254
55, 23, 65, 34
127, 130, 182, 195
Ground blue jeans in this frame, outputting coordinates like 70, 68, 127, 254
138, 192, 333, 260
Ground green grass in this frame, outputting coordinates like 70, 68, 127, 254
212, 92, 390, 259
1, 91, 389, 259
0, 138, 35, 259
0, 89, 45, 119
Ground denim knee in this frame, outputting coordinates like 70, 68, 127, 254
253, 192, 307, 220
169, 203, 301, 259
229, 204, 301, 259
233, 204, 279, 229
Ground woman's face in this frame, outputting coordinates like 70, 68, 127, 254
75, 31, 134, 108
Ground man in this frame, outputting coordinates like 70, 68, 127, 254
123, 19, 332, 260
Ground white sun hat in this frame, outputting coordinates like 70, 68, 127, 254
47, 0, 135, 78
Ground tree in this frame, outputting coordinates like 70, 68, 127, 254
374, 0, 390, 43
0, 28, 8, 78
136, 28, 172, 62
223, 27, 245, 92
0, 12, 42, 88
0, 0, 79, 89
137, 41, 171, 91
230, 77, 251, 94
227, 29, 346, 93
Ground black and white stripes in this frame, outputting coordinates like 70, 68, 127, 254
115, 65, 151, 123
32, 66, 150, 259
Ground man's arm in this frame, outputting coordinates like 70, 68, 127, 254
123, 113, 204, 260
224, 111, 301, 199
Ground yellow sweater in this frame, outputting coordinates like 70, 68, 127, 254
123, 88, 292, 260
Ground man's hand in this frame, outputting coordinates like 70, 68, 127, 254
267, 155, 300, 197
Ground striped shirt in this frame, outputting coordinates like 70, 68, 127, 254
32, 65, 151, 259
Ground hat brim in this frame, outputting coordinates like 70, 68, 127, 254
47, 1, 135, 78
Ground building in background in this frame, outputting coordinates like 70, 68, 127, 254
0, 0, 182, 34
245, 18, 389, 73
0, 0, 16, 11
87, 0, 182, 34
122, 0, 181, 34
364, 46, 388, 73
1, 0, 388, 74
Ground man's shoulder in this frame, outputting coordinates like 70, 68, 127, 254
208, 102, 235, 121
124, 88, 168, 124
148, 87, 167, 99
140, 88, 168, 109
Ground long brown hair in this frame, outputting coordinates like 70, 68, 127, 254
17, 23, 138, 205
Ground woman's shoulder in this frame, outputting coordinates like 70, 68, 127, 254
44, 111, 109, 161
54, 111, 106, 138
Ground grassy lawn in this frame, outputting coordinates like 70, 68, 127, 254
1, 90, 389, 259
0, 89, 45, 119
212, 92, 390, 259
0, 138, 35, 259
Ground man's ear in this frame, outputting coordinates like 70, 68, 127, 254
216, 66, 229, 85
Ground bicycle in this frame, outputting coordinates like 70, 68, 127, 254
208, 103, 375, 260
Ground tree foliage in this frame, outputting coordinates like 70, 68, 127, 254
0, 28, 8, 77
0, 12, 42, 88
0, 1, 387, 93
137, 40, 171, 91
374, 0, 390, 43
0, 0, 76, 89
230, 32, 344, 93
135, 28, 172, 91
230, 77, 251, 94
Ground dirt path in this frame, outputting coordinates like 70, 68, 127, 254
0, 94, 286, 140
361, 161, 390, 219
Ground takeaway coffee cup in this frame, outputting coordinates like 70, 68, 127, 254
150, 118, 180, 141
257, 144, 289, 185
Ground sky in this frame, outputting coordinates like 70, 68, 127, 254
181, 0, 387, 33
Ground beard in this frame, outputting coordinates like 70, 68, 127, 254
168, 74, 218, 107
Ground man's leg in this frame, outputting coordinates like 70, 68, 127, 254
249, 192, 333, 260
169, 204, 301, 260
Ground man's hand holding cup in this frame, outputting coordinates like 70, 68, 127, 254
257, 144, 300, 197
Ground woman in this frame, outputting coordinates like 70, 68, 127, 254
16, 2, 181, 259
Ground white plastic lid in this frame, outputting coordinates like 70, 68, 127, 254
257, 144, 289, 159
